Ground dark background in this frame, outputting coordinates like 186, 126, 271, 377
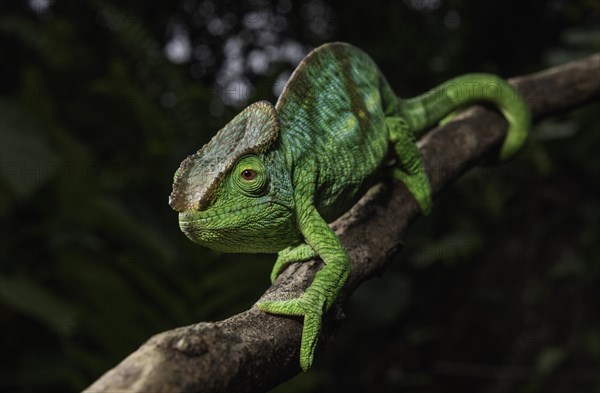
1, 1, 599, 392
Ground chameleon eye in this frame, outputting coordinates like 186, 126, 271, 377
241, 169, 256, 180
233, 156, 267, 196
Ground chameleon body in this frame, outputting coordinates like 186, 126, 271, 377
169, 42, 530, 371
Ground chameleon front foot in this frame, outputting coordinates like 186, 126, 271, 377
271, 244, 319, 283
256, 290, 326, 371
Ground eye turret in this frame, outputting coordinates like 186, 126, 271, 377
232, 156, 268, 196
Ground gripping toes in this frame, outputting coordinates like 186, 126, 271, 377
271, 244, 319, 283
392, 168, 432, 214
256, 290, 326, 371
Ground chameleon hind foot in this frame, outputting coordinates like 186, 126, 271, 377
256, 289, 326, 371
387, 117, 432, 215
391, 167, 431, 214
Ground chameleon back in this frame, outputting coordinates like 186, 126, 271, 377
275, 43, 394, 222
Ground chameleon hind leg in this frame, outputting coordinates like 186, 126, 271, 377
387, 117, 432, 215
271, 243, 319, 283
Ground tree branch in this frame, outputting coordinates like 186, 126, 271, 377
84, 53, 600, 393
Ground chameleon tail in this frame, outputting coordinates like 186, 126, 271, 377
399, 74, 530, 161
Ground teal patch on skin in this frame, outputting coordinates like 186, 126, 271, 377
170, 42, 530, 371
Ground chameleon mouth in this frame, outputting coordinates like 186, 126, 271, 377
178, 210, 207, 224
178, 201, 272, 224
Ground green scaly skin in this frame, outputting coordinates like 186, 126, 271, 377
169, 42, 530, 371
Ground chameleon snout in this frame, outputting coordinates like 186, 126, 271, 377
178, 211, 203, 241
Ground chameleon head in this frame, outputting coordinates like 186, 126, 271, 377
169, 101, 297, 253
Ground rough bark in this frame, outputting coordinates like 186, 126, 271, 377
84, 53, 600, 393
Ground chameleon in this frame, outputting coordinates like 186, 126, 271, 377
169, 42, 530, 371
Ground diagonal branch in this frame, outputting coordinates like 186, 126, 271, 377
84, 53, 600, 393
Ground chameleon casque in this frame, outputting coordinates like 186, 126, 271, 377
169, 42, 530, 371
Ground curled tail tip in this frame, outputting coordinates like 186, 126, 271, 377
499, 137, 525, 161
497, 85, 532, 161
498, 117, 531, 161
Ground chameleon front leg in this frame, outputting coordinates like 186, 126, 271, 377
387, 116, 432, 215
271, 243, 319, 283
256, 205, 350, 371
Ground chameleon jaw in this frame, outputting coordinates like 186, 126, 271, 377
177, 200, 296, 253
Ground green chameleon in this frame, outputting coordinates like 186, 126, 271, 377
169, 42, 530, 371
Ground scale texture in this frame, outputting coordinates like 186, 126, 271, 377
170, 42, 530, 371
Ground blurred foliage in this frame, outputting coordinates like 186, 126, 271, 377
0, 0, 598, 392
